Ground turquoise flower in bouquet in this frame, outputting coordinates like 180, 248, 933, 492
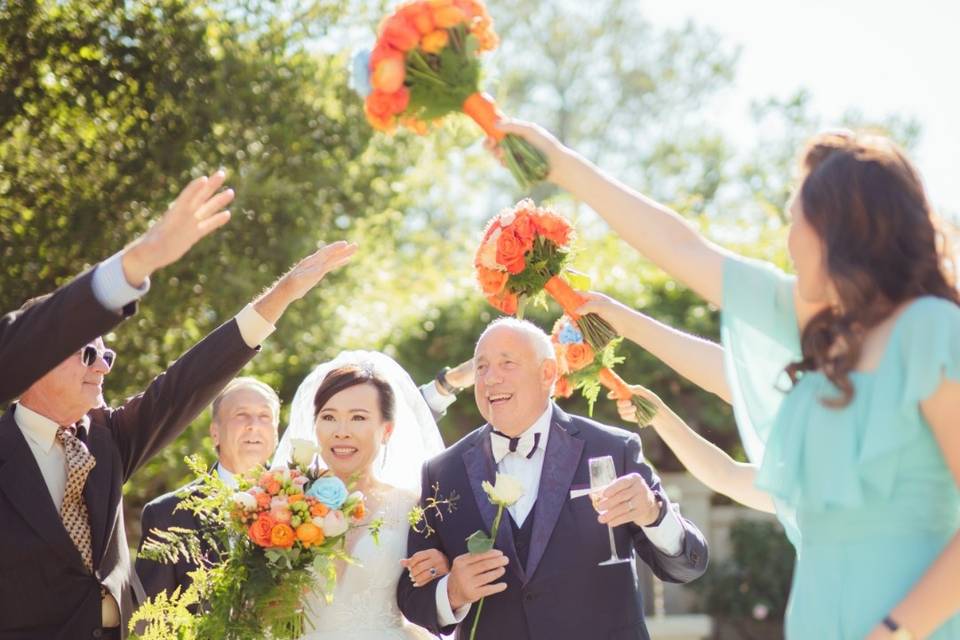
307, 476, 349, 509
350, 49, 372, 98
558, 323, 584, 345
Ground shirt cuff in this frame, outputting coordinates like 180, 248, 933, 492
420, 381, 457, 416
641, 503, 685, 556
435, 575, 471, 626
91, 251, 150, 312
235, 304, 276, 348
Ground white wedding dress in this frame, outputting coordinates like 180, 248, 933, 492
299, 486, 434, 640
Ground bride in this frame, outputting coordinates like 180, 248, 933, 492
274, 351, 450, 639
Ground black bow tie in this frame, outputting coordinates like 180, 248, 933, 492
491, 429, 541, 463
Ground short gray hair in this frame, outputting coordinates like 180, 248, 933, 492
211, 376, 280, 424
476, 317, 555, 363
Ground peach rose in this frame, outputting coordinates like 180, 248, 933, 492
420, 29, 449, 54
248, 513, 275, 547
309, 500, 330, 518
270, 523, 296, 548
372, 56, 405, 93
370, 42, 403, 68
564, 342, 595, 371
295, 522, 325, 547
477, 266, 509, 295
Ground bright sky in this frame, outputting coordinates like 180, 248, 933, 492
642, 0, 960, 217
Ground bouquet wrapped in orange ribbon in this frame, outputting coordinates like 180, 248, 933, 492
351, 0, 549, 188
474, 198, 617, 351
551, 315, 657, 424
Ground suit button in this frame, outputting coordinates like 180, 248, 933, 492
92, 630, 103, 639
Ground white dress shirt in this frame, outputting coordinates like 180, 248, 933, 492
435, 404, 688, 626
14, 305, 275, 627
216, 463, 239, 489
90, 251, 151, 312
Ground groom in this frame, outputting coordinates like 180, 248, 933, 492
398, 318, 708, 639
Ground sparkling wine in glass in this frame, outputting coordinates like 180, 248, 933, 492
589, 455, 631, 566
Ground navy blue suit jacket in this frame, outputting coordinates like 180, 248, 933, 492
397, 405, 709, 640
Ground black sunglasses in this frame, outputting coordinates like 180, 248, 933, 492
80, 345, 116, 369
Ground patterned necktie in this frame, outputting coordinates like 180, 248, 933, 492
491, 429, 542, 464
56, 425, 96, 573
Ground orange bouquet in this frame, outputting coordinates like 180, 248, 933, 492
352, 0, 549, 188
474, 198, 617, 351
551, 315, 657, 423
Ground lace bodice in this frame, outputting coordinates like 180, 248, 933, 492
299, 487, 433, 640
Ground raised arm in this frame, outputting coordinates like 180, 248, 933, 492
496, 120, 730, 307
576, 291, 731, 403
617, 385, 774, 514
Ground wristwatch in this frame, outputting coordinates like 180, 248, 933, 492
882, 616, 914, 640
436, 366, 461, 395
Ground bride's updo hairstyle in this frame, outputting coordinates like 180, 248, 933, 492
313, 364, 397, 422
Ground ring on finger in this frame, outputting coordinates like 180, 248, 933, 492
429, 567, 437, 576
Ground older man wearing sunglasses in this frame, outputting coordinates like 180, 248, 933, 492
0, 169, 359, 640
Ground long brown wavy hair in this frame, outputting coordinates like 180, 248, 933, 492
785, 131, 959, 406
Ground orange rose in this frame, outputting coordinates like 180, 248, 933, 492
554, 376, 574, 398
370, 42, 403, 68
381, 14, 420, 51
510, 212, 536, 247
248, 513, 275, 547
287, 493, 304, 504
372, 56, 405, 93
564, 342, 595, 371
270, 523, 296, 548
477, 266, 508, 295
310, 501, 330, 518
531, 211, 572, 247
386, 87, 410, 114
487, 291, 518, 315
295, 522, 325, 547
350, 502, 366, 521
266, 480, 282, 496
496, 228, 529, 275
367, 90, 398, 118
420, 29, 449, 54
432, 4, 467, 28
406, 2, 435, 34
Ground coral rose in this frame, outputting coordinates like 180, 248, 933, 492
381, 15, 420, 51
564, 342, 595, 371
510, 212, 536, 246
248, 513, 275, 547
270, 523, 296, 548
554, 376, 574, 398
406, 2, 435, 34
531, 212, 572, 246
477, 266, 508, 295
487, 291, 518, 315
295, 522, 325, 547
370, 42, 403, 68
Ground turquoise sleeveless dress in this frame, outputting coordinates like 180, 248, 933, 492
720, 257, 960, 639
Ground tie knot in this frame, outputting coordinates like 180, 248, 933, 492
56, 425, 78, 441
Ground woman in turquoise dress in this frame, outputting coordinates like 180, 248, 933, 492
490, 123, 960, 638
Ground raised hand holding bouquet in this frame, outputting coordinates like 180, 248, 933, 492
551, 315, 657, 424
352, 0, 549, 188
131, 442, 378, 640
474, 198, 618, 351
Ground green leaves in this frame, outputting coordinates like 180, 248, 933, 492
466, 529, 495, 554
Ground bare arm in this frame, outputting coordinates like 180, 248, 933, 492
866, 378, 960, 639
577, 291, 731, 403
616, 385, 775, 514
497, 120, 730, 307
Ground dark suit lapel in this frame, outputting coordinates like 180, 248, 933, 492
461, 425, 525, 583
0, 407, 87, 571
81, 416, 114, 569
525, 406, 584, 583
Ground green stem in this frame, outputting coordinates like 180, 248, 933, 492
469, 504, 505, 640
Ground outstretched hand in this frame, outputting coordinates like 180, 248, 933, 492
253, 241, 359, 324
122, 170, 235, 286
610, 384, 664, 425
483, 118, 570, 183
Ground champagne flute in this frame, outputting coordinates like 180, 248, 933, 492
589, 455, 630, 566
